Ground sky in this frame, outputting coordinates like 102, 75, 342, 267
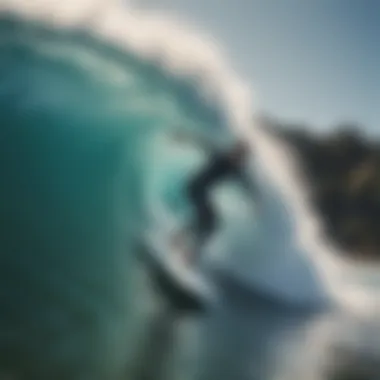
132, 0, 379, 134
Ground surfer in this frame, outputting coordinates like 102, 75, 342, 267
172, 131, 259, 263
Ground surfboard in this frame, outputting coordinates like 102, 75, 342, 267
138, 230, 216, 313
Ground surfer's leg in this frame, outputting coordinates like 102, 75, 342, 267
171, 178, 216, 263
171, 181, 203, 249
194, 199, 216, 245
186, 185, 217, 262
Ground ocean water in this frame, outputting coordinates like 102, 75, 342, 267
0, 1, 379, 379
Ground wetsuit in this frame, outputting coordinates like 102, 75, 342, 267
187, 150, 254, 246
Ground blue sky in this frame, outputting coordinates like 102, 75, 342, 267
134, 0, 379, 133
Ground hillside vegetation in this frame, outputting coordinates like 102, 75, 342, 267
264, 117, 380, 260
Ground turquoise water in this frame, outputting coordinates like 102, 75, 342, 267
1, 4, 380, 380
0, 12, 240, 379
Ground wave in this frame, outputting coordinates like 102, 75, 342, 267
0, 0, 379, 378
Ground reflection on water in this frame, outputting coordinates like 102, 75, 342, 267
134, 266, 380, 380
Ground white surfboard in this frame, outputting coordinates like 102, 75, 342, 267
145, 230, 216, 303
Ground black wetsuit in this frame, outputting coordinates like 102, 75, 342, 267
187, 151, 248, 245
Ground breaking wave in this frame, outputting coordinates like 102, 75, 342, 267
0, 0, 379, 378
